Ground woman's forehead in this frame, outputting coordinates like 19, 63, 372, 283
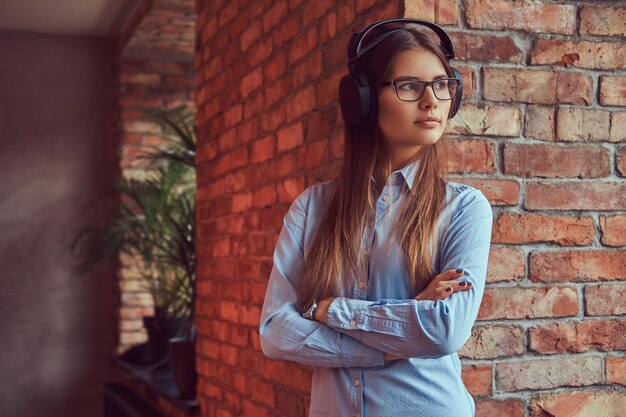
388, 48, 447, 79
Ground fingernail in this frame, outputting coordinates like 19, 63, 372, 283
458, 281, 466, 286
446, 287, 452, 292
455, 268, 463, 273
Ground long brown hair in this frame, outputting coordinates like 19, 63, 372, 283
296, 22, 456, 311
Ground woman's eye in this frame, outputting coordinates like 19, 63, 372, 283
398, 82, 419, 91
434, 80, 448, 90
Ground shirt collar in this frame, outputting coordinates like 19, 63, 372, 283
371, 157, 421, 191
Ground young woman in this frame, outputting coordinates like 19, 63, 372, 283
259, 19, 493, 417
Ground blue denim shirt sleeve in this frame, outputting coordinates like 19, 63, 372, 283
259, 190, 386, 368
325, 189, 493, 359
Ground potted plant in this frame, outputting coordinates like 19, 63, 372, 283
71, 104, 197, 396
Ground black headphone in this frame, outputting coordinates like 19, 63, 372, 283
338, 18, 463, 126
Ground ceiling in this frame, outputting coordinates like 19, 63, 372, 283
0, 0, 140, 38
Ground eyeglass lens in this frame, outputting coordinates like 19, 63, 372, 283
395, 79, 458, 101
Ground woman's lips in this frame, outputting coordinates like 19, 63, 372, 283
415, 120, 439, 128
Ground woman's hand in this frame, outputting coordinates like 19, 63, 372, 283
414, 268, 472, 302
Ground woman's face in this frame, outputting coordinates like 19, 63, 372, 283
377, 48, 452, 164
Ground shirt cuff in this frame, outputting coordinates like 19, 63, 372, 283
326, 296, 371, 331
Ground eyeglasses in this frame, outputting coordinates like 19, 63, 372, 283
380, 77, 460, 101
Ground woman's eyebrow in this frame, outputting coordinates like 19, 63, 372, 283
396, 74, 449, 80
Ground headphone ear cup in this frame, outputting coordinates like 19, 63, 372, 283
339, 69, 377, 126
449, 66, 463, 119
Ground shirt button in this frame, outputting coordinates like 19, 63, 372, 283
383, 194, 390, 202
354, 379, 360, 387
358, 282, 364, 289
362, 250, 368, 256
350, 320, 356, 327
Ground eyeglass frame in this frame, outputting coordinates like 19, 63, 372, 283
380, 77, 461, 101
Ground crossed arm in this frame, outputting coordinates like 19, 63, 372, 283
258, 187, 493, 366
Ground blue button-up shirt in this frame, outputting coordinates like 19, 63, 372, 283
259, 157, 493, 417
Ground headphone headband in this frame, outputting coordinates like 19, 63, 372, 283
347, 18, 456, 71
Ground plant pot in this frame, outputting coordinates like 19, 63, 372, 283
169, 336, 197, 399
143, 315, 185, 364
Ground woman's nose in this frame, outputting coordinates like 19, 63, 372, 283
419, 85, 438, 109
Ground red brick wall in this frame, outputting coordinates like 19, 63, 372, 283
194, 0, 626, 416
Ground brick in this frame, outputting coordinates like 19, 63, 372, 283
435, 0, 457, 25
530, 250, 626, 282
264, 76, 293, 108
503, 143, 610, 178
260, 358, 312, 394
317, 66, 344, 107
483, 68, 592, 105
492, 212, 594, 246
240, 68, 263, 98
293, 50, 322, 87
459, 325, 524, 359
242, 399, 272, 417
475, 399, 524, 417
253, 184, 277, 209
619, 145, 626, 176
531, 39, 626, 70
285, 85, 316, 121
263, 50, 288, 83
277, 176, 306, 204
223, 104, 242, 129
231, 191, 253, 214
529, 319, 626, 354
276, 122, 303, 152
461, 364, 492, 397
497, 356, 602, 391
444, 139, 496, 174
524, 105, 555, 141
465, 0, 576, 34
585, 284, 626, 316
288, 26, 318, 66
248, 377, 276, 407
524, 181, 626, 210
478, 286, 578, 320
446, 103, 520, 136
218, 1, 237, 27
530, 390, 626, 417
323, 11, 336, 41
447, 178, 519, 206
123, 121, 160, 134
251, 135, 275, 163
297, 140, 328, 170
243, 91, 266, 119
607, 355, 626, 386
611, 112, 626, 142
449, 32, 523, 63
271, 13, 300, 48
600, 215, 626, 246
120, 72, 161, 86
486, 246, 525, 283
580, 5, 626, 37
262, 1, 287, 34
457, 66, 477, 99
405, 0, 458, 25
217, 127, 238, 153
555, 107, 612, 142
599, 76, 626, 107
246, 36, 273, 68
